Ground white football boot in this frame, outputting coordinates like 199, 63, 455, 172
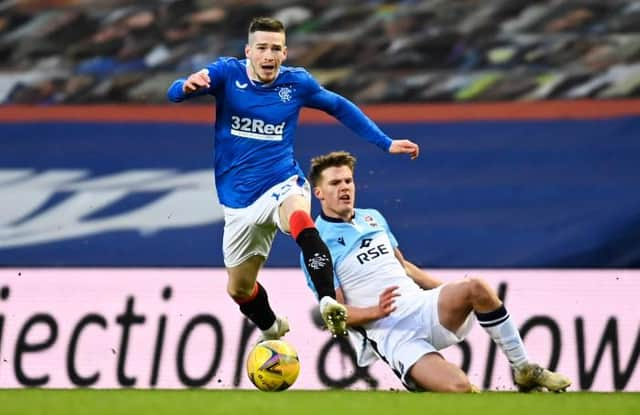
258, 316, 290, 343
514, 363, 571, 392
319, 296, 348, 336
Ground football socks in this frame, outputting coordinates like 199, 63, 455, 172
236, 282, 277, 331
296, 227, 336, 300
476, 304, 528, 368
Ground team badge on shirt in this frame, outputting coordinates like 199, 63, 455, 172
363, 215, 379, 227
277, 86, 293, 103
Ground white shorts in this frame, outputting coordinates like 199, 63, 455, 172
360, 285, 475, 390
222, 175, 310, 268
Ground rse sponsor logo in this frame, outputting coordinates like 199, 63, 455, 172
356, 239, 390, 264
230, 116, 285, 141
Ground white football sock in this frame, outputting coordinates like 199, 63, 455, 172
476, 305, 528, 368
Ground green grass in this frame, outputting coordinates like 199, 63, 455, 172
0, 389, 638, 415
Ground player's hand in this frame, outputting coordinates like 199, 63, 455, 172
183, 68, 211, 93
389, 139, 419, 160
376, 286, 400, 318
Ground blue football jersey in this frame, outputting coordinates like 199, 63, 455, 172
168, 57, 393, 208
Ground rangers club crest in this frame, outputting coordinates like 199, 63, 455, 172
308, 253, 329, 270
278, 86, 292, 103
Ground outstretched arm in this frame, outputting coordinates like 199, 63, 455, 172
394, 248, 442, 289
336, 286, 399, 326
306, 88, 419, 159
167, 68, 213, 102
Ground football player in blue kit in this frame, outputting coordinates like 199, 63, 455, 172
167, 17, 419, 340
303, 151, 572, 393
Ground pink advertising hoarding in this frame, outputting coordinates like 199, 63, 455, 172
0, 268, 638, 391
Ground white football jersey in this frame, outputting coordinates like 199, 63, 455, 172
303, 208, 424, 316
301, 208, 426, 367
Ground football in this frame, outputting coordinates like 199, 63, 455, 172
246, 340, 300, 391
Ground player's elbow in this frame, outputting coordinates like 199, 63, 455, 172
167, 90, 184, 103
167, 80, 186, 102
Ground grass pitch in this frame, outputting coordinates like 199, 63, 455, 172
0, 389, 638, 415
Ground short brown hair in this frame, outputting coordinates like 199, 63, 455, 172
309, 151, 357, 186
248, 17, 285, 35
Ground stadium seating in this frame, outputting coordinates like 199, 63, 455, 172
0, 0, 639, 104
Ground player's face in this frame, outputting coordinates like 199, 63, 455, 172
245, 30, 287, 83
315, 165, 355, 221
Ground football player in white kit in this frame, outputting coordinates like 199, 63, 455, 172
303, 151, 571, 392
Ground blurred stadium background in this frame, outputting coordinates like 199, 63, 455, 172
1, 0, 639, 400
2, 0, 640, 103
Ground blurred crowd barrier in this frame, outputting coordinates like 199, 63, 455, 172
1, 0, 639, 104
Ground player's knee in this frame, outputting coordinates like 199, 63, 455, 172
466, 276, 494, 303
440, 377, 473, 393
450, 377, 473, 393
227, 284, 254, 300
